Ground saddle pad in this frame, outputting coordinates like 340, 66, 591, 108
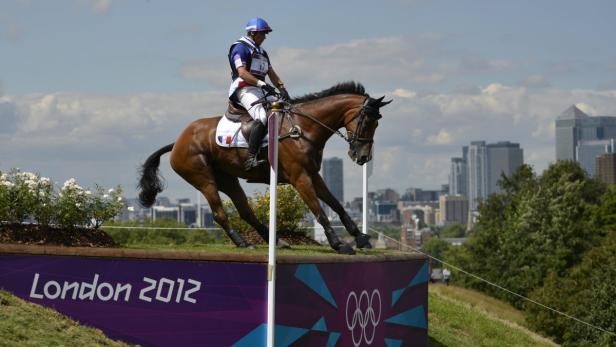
215, 116, 268, 148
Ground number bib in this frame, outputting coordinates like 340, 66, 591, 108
250, 52, 269, 78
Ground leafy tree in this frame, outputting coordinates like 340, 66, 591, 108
526, 231, 616, 346
440, 223, 466, 238
422, 237, 450, 261
445, 161, 607, 308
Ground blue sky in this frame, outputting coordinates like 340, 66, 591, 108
2, 0, 616, 202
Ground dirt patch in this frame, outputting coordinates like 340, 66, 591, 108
0, 223, 116, 248
235, 228, 321, 246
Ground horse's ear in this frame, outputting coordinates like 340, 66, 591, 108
378, 97, 392, 108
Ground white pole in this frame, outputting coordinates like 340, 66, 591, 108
266, 103, 280, 347
362, 163, 368, 235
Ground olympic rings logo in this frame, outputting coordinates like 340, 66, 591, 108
345, 289, 381, 346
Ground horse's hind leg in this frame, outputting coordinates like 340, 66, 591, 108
216, 174, 290, 248
312, 174, 372, 249
172, 158, 251, 248
291, 174, 354, 255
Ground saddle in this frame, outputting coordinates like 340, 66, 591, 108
225, 101, 270, 142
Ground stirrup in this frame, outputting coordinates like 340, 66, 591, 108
244, 154, 266, 170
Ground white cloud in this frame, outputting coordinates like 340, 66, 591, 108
3, 85, 616, 202
427, 129, 454, 145
91, 0, 112, 15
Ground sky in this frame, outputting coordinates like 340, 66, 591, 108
2, 0, 616, 204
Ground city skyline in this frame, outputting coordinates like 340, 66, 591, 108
2, 1, 616, 201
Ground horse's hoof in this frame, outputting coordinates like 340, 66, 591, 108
238, 242, 255, 249
336, 243, 355, 255
278, 239, 291, 249
355, 234, 372, 249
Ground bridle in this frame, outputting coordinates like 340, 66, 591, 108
286, 96, 380, 149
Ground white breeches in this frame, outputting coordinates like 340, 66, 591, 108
236, 86, 275, 124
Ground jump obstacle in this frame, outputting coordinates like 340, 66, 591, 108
0, 244, 428, 346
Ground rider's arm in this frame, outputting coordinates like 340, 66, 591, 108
267, 68, 285, 89
237, 66, 268, 88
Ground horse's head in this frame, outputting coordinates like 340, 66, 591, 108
345, 96, 392, 165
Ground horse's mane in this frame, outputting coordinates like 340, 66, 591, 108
290, 81, 368, 104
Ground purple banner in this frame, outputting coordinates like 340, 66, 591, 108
0, 255, 267, 346
0, 254, 428, 346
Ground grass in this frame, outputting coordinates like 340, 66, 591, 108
0, 290, 130, 347
428, 284, 558, 347
120, 242, 400, 257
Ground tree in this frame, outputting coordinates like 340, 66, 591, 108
422, 237, 450, 262
440, 223, 466, 238
526, 231, 616, 346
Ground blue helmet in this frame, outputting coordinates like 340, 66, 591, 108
245, 17, 272, 33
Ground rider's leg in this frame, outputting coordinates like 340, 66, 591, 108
237, 87, 268, 170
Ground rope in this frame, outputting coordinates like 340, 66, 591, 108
367, 227, 616, 338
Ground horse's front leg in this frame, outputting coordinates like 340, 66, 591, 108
216, 173, 290, 249
312, 174, 372, 249
291, 174, 354, 255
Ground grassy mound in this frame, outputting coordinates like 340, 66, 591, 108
0, 290, 129, 346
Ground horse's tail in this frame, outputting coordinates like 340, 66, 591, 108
138, 143, 174, 207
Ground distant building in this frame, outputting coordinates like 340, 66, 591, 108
401, 188, 441, 202
438, 195, 469, 226
596, 153, 616, 185
486, 141, 524, 194
375, 201, 399, 223
152, 206, 180, 221
467, 141, 488, 211
556, 105, 616, 174
321, 157, 344, 217
374, 188, 400, 202
449, 157, 467, 197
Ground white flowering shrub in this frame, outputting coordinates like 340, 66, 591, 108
0, 169, 124, 230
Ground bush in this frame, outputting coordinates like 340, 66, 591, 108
225, 184, 309, 236
0, 168, 124, 230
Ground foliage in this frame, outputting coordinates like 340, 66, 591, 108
445, 161, 607, 308
525, 232, 616, 346
440, 223, 466, 238
0, 168, 124, 230
103, 218, 224, 245
224, 184, 309, 236
422, 237, 450, 261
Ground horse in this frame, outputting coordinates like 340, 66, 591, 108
137, 82, 391, 254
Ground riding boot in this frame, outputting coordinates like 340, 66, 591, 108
245, 120, 267, 170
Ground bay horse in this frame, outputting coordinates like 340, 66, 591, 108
137, 82, 391, 254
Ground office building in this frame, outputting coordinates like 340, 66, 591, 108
438, 195, 469, 226
596, 153, 616, 185
321, 157, 343, 217
486, 142, 524, 194
449, 157, 467, 197
556, 105, 616, 174
467, 141, 488, 211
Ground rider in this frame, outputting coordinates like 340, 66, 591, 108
228, 17, 290, 170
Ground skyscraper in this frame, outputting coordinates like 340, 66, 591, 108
486, 142, 524, 194
449, 157, 467, 197
596, 153, 616, 185
321, 157, 344, 216
555, 105, 616, 174
467, 141, 488, 211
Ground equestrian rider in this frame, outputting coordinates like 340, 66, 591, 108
228, 17, 290, 170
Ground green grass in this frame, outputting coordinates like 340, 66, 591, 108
120, 242, 399, 256
0, 290, 130, 347
428, 284, 558, 347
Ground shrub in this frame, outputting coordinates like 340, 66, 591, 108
0, 168, 125, 230
225, 184, 309, 236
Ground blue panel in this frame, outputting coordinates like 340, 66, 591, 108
326, 332, 341, 347
384, 305, 427, 329
311, 317, 328, 332
294, 264, 337, 308
385, 338, 403, 347
231, 324, 266, 347
275, 325, 310, 347
409, 261, 429, 287
391, 287, 405, 307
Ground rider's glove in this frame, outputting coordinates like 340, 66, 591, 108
257, 80, 277, 95
279, 87, 290, 101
